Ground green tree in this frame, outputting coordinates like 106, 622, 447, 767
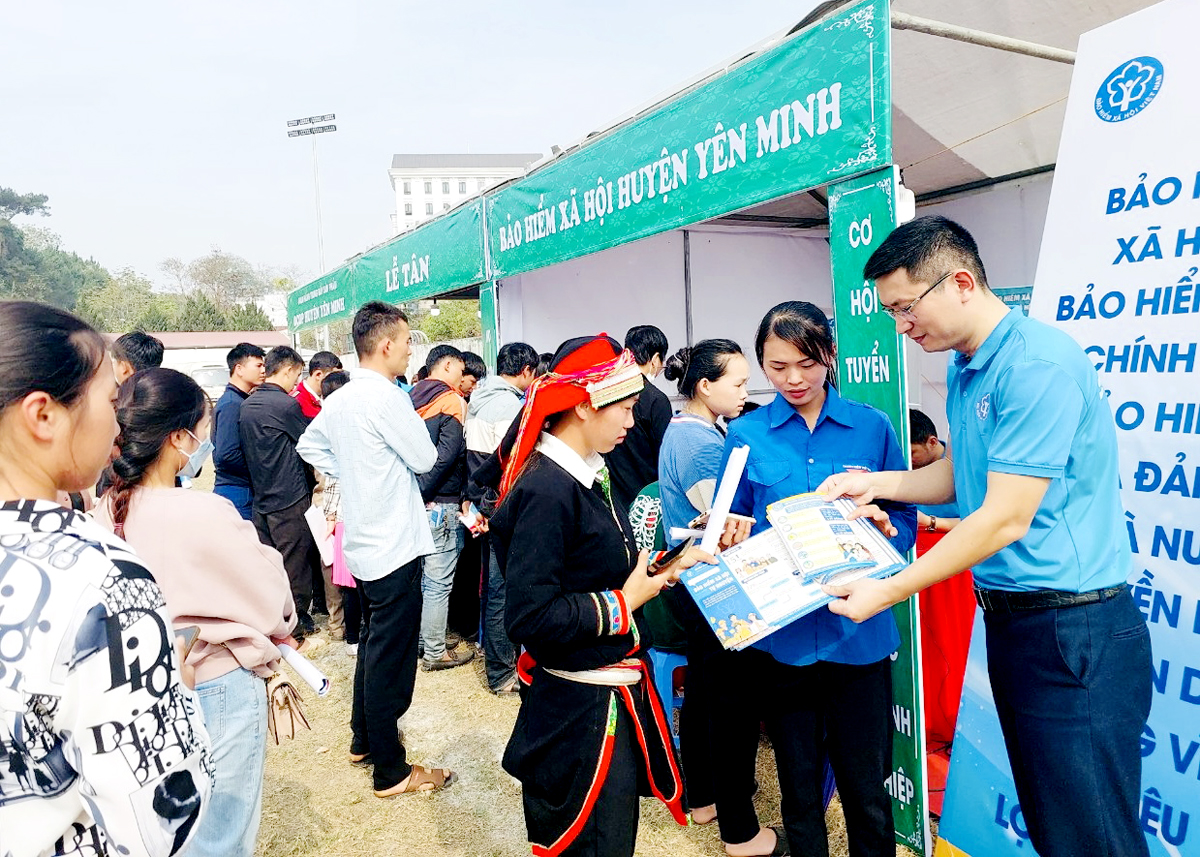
175, 293, 229, 331
0, 187, 50, 220
77, 268, 156, 332
135, 299, 180, 333
1, 207, 109, 311
0, 188, 55, 303
26, 240, 110, 311
0, 220, 42, 300
227, 301, 274, 331
416, 299, 481, 340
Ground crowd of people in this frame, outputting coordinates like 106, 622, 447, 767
0, 215, 1150, 857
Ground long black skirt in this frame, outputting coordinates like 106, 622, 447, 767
503, 662, 686, 857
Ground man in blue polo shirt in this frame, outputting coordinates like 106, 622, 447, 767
820, 216, 1151, 857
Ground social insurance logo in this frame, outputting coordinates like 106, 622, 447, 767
1094, 56, 1164, 122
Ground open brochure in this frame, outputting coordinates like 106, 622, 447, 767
679, 493, 907, 650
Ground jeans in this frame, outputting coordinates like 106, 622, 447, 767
351, 559, 422, 791
482, 540, 516, 689
420, 502, 463, 661
984, 588, 1152, 857
192, 667, 267, 857
214, 483, 253, 520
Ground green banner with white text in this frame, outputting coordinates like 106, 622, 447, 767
486, 0, 890, 277
353, 200, 487, 306
287, 265, 354, 332
287, 201, 488, 333
828, 166, 930, 855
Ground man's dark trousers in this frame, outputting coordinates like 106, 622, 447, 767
253, 495, 317, 617
350, 558, 422, 790
985, 588, 1152, 857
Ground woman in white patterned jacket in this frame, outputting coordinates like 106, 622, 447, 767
0, 302, 211, 857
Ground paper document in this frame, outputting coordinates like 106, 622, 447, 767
303, 505, 334, 566
680, 493, 907, 650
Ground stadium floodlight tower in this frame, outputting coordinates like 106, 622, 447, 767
286, 113, 337, 274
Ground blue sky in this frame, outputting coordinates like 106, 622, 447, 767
3, 1, 820, 287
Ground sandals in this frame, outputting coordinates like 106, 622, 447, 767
493, 677, 520, 697
373, 764, 457, 798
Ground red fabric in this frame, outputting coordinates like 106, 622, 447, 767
292, 380, 321, 419
618, 684, 687, 826
499, 339, 630, 499
916, 531, 975, 749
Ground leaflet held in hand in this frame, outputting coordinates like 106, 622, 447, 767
680, 493, 907, 650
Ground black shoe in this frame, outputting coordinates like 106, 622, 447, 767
297, 611, 317, 636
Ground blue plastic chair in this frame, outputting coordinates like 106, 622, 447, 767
647, 648, 687, 748
647, 649, 836, 808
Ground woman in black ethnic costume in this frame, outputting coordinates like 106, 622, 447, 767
489, 335, 715, 857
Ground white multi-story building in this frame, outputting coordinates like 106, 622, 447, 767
388, 153, 541, 234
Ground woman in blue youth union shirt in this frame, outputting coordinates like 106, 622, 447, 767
718, 301, 915, 857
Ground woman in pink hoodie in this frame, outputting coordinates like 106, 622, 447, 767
96, 368, 296, 857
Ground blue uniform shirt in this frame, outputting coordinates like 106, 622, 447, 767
946, 308, 1129, 593
659, 414, 725, 548
720, 387, 915, 666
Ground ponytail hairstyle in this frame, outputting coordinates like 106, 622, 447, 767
106, 368, 208, 528
0, 301, 107, 415
753, 301, 837, 387
662, 339, 743, 400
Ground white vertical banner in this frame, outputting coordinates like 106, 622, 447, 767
1030, 1, 1200, 854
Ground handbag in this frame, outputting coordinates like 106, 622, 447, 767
265, 672, 311, 744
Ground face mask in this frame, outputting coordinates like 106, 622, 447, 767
177, 429, 213, 479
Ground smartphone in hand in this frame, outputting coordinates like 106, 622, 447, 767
174, 625, 202, 660
647, 537, 695, 576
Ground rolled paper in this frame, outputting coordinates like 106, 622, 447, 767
699, 444, 750, 556
277, 643, 331, 697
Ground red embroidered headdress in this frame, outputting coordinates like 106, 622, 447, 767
498, 334, 644, 498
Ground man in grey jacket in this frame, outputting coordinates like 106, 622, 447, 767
463, 341, 538, 694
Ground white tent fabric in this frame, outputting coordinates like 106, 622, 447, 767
889, 0, 1153, 197
545, 0, 1157, 224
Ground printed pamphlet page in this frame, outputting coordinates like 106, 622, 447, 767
679, 493, 906, 650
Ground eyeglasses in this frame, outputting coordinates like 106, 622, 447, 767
881, 270, 955, 321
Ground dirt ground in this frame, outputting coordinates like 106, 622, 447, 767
256, 634, 920, 857
183, 471, 919, 856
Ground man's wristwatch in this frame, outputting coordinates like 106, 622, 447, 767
926, 516, 938, 532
